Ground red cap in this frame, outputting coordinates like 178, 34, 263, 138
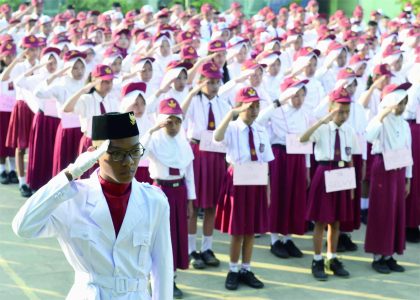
0, 41, 16, 55
158, 24, 176, 33
68, 18, 80, 26
241, 59, 266, 71
41, 47, 60, 57
235, 86, 260, 103
132, 56, 155, 64
180, 45, 198, 60
199, 62, 222, 79
69, 27, 83, 37
103, 46, 123, 58
0, 4, 11, 13
373, 64, 393, 77
113, 28, 131, 40
22, 35, 40, 48
0, 34, 13, 43
381, 82, 412, 98
166, 60, 193, 71
343, 30, 359, 41
152, 31, 170, 43
37, 36, 47, 47
294, 46, 320, 60
208, 39, 226, 52
156, 9, 169, 19
231, 2, 242, 9
78, 39, 96, 47
63, 50, 86, 62
329, 86, 351, 103
121, 82, 147, 97
382, 44, 403, 58
176, 31, 195, 43
92, 64, 114, 80
349, 53, 368, 65
280, 76, 309, 92
327, 41, 344, 54
136, 32, 151, 43
201, 3, 213, 14
159, 98, 183, 115
52, 35, 70, 45
77, 11, 87, 21
337, 67, 356, 80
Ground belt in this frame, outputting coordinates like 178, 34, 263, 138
75, 272, 147, 294
318, 161, 349, 168
155, 178, 185, 187
190, 138, 200, 145
272, 144, 286, 149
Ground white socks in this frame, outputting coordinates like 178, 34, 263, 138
241, 263, 251, 271
373, 254, 382, 261
282, 235, 291, 243
270, 233, 280, 245
18, 176, 26, 186
361, 197, 369, 209
313, 254, 323, 261
201, 235, 213, 252
0, 164, 5, 173
326, 252, 337, 260
229, 262, 239, 272
188, 234, 196, 254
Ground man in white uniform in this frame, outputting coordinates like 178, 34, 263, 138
12, 112, 173, 299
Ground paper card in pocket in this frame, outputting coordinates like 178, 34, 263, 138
61, 112, 81, 129
382, 148, 413, 171
0, 95, 15, 112
324, 167, 356, 193
286, 134, 313, 154
138, 158, 150, 167
43, 99, 58, 117
199, 130, 227, 153
416, 105, 420, 124
233, 162, 268, 186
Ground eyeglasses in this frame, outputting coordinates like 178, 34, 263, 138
106, 144, 145, 162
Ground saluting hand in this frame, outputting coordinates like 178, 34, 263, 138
231, 102, 253, 118
321, 108, 339, 124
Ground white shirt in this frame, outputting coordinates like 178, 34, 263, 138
310, 121, 360, 162
200, 20, 214, 41
227, 61, 242, 80
360, 88, 381, 122
221, 119, 274, 164
262, 73, 283, 101
0, 79, 16, 112
185, 93, 231, 140
404, 83, 420, 120
300, 76, 325, 119
12, 171, 173, 300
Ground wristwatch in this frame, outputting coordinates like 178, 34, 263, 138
273, 99, 281, 108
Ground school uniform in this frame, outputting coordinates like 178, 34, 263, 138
0, 80, 16, 158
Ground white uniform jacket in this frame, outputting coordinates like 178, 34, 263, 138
12, 170, 173, 300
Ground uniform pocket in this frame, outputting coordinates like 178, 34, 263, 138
70, 225, 101, 258
133, 233, 150, 267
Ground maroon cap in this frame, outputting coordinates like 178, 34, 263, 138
99, 14, 111, 23
92, 64, 114, 80
63, 50, 87, 62
159, 98, 183, 115
201, 3, 213, 14
152, 31, 170, 43
337, 68, 356, 80
343, 30, 359, 41
199, 62, 222, 79
329, 86, 351, 103
132, 55, 155, 64
103, 47, 123, 58
0, 34, 14, 43
208, 39, 226, 52
78, 39, 96, 47
68, 18, 80, 26
52, 35, 70, 45
382, 44, 403, 58
235, 86, 260, 103
41, 47, 60, 57
327, 41, 344, 54
113, 28, 131, 40
0, 4, 11, 13
381, 82, 412, 98
241, 59, 266, 71
349, 53, 368, 65
180, 45, 198, 60
373, 64, 393, 77
158, 24, 176, 33
77, 11, 87, 20
69, 27, 83, 36
54, 13, 68, 23
121, 82, 147, 97
176, 31, 195, 43
280, 76, 309, 92
37, 36, 47, 47
156, 8, 170, 19
294, 46, 320, 60
166, 60, 193, 71
0, 41, 16, 55
22, 35, 40, 48
31, 0, 43, 5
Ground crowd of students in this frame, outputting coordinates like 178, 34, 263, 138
1, 0, 419, 298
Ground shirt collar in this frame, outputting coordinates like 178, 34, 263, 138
237, 118, 254, 131
329, 121, 343, 131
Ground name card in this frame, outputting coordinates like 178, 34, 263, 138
416, 105, 420, 125
383, 148, 413, 171
138, 158, 150, 167
43, 99, 58, 117
61, 112, 81, 129
324, 167, 356, 193
286, 134, 313, 154
352, 134, 366, 155
199, 130, 227, 153
0, 95, 15, 112
233, 162, 268, 186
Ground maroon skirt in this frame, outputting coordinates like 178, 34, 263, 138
78, 135, 96, 179
0, 111, 14, 157
134, 166, 153, 184
340, 155, 363, 232
365, 155, 406, 256
191, 143, 227, 209
5, 101, 34, 150
269, 145, 307, 235
52, 123, 83, 176
27, 112, 60, 190
406, 121, 420, 228
215, 166, 268, 235
365, 143, 373, 182
306, 164, 353, 224
154, 180, 189, 270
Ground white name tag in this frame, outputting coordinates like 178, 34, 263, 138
383, 148, 413, 171
416, 105, 420, 124
0, 95, 15, 112
324, 167, 356, 193
352, 134, 366, 155
138, 158, 150, 167
199, 130, 227, 153
61, 112, 81, 129
286, 134, 313, 154
233, 162, 268, 186
43, 99, 58, 117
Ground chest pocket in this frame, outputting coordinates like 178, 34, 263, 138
70, 225, 102, 258
133, 233, 151, 267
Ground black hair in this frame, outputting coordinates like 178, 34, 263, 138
85, 72, 96, 94
112, 2, 121, 8
368, 20, 378, 27
366, 75, 373, 90
67, 5, 75, 10
0, 60, 7, 73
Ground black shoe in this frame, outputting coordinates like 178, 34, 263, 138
326, 258, 350, 277
284, 240, 303, 258
197, 208, 204, 220
270, 240, 289, 258
386, 257, 405, 272
372, 257, 391, 274
19, 184, 32, 198
173, 282, 183, 299
189, 251, 206, 269
0, 171, 9, 184
340, 233, 358, 251
361, 209, 368, 225
307, 221, 315, 232
406, 227, 420, 243
201, 249, 220, 267
225, 271, 240, 290
8, 170, 18, 184
239, 269, 264, 288
311, 259, 328, 281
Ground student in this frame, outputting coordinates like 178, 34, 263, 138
300, 86, 360, 281
141, 98, 195, 299
257, 76, 310, 259
214, 86, 274, 290
365, 82, 412, 273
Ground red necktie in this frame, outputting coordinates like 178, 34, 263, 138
333, 129, 341, 162
207, 102, 215, 130
169, 168, 180, 176
100, 102, 106, 114
248, 126, 258, 161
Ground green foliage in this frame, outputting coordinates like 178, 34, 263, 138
0, 0, 26, 10
398, 0, 420, 13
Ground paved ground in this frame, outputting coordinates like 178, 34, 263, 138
1, 182, 419, 300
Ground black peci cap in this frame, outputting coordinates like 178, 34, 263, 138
91, 112, 139, 141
